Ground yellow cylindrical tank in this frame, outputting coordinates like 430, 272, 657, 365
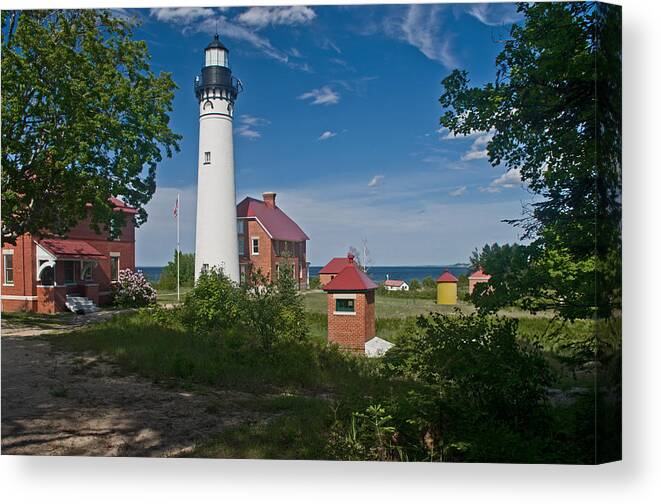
436, 270, 458, 305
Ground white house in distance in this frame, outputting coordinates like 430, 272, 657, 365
384, 276, 409, 291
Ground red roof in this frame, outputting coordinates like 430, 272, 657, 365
469, 268, 491, 280
109, 197, 138, 214
384, 279, 406, 287
323, 256, 377, 292
38, 239, 106, 260
236, 197, 309, 242
319, 257, 352, 275
85, 197, 137, 214
436, 270, 458, 283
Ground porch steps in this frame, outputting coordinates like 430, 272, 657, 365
65, 295, 99, 314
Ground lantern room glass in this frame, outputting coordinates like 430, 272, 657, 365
205, 47, 228, 67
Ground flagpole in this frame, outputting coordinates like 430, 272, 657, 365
176, 192, 180, 302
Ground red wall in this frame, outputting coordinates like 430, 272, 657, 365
326, 290, 376, 353
1, 213, 135, 312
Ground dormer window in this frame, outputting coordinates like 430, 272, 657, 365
204, 152, 211, 164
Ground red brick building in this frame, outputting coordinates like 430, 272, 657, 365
236, 192, 309, 289
322, 253, 377, 353
318, 256, 353, 287
1, 198, 136, 313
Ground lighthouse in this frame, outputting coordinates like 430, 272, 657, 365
193, 34, 242, 281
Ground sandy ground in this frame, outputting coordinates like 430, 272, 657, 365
1, 333, 269, 457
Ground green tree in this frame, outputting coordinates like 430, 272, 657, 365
440, 2, 621, 320
409, 279, 421, 291
2, 10, 181, 244
422, 276, 435, 290
157, 250, 195, 290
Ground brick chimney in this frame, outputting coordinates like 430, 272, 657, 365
263, 192, 276, 209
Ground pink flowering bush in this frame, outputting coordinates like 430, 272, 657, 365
113, 269, 157, 308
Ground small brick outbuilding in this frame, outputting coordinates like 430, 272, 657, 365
322, 253, 377, 353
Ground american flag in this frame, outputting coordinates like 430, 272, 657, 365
173, 195, 179, 218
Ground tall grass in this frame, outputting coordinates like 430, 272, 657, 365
51, 310, 383, 397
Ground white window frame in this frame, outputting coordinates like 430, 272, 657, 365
333, 293, 357, 316
3, 250, 14, 286
251, 237, 260, 256
110, 252, 120, 283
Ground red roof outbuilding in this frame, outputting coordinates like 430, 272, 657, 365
323, 255, 377, 292
436, 270, 458, 283
236, 196, 309, 242
384, 279, 406, 287
319, 256, 353, 275
469, 268, 491, 280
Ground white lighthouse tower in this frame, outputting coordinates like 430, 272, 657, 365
193, 34, 242, 282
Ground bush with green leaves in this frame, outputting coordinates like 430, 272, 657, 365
409, 278, 421, 291
181, 267, 244, 335
422, 276, 436, 289
113, 269, 157, 308
308, 276, 321, 289
385, 311, 552, 428
328, 311, 555, 462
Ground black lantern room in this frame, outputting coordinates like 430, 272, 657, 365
194, 34, 242, 102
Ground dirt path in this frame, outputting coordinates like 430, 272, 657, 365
1, 335, 270, 457
1, 310, 130, 338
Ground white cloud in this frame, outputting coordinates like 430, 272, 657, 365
150, 9, 311, 72
461, 130, 495, 161
237, 6, 316, 29
368, 175, 384, 188
318, 130, 337, 141
399, 5, 457, 68
297, 86, 340, 106
438, 126, 484, 140
449, 186, 467, 197
467, 4, 523, 27
235, 115, 269, 140
480, 168, 523, 193
150, 7, 215, 24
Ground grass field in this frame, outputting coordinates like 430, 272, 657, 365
155, 286, 193, 305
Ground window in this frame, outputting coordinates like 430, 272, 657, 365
204, 151, 211, 164
335, 298, 355, 313
3, 252, 14, 285
81, 261, 93, 281
237, 220, 245, 255
110, 255, 120, 282
251, 238, 259, 255
63, 261, 75, 284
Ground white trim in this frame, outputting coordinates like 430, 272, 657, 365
251, 237, 260, 255
1, 295, 37, 301
333, 293, 357, 300
109, 252, 121, 257
3, 250, 15, 286
333, 311, 356, 316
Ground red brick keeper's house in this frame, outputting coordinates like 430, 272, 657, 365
236, 192, 310, 290
1, 197, 136, 313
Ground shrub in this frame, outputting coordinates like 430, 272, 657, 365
113, 269, 157, 308
409, 278, 421, 291
384, 311, 553, 428
181, 267, 244, 334
422, 276, 435, 289
309, 276, 321, 289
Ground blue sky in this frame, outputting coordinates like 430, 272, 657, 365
124, 3, 530, 266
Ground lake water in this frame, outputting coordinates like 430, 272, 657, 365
139, 265, 470, 284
